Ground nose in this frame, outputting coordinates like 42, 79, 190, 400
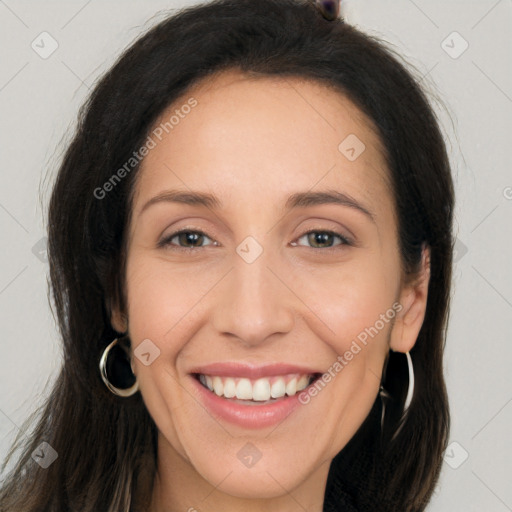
210, 246, 295, 347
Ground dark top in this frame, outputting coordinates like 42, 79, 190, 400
323, 397, 382, 512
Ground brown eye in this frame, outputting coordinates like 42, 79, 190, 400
177, 231, 205, 247
294, 230, 351, 249
159, 230, 216, 250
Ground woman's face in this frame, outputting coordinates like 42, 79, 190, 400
113, 69, 424, 502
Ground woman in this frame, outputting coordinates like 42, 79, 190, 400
0, 0, 454, 510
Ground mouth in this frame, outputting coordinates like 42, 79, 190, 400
188, 362, 325, 428
192, 372, 323, 405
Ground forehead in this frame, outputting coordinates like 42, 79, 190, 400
130, 69, 392, 224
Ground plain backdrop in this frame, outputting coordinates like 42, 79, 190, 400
0, 1, 511, 510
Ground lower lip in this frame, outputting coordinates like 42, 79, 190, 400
190, 375, 307, 429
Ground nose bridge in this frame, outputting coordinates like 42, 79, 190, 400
211, 242, 295, 345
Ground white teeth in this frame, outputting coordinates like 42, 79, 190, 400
198, 373, 314, 401
236, 378, 253, 400
297, 375, 309, 391
252, 378, 271, 401
285, 377, 297, 396
270, 379, 286, 399
223, 377, 236, 398
213, 376, 223, 396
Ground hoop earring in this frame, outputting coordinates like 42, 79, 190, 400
403, 350, 415, 412
99, 337, 139, 397
379, 350, 415, 437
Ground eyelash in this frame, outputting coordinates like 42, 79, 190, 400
157, 229, 352, 252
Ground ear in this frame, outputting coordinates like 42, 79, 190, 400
390, 245, 431, 353
108, 296, 128, 334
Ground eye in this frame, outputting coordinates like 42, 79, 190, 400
158, 228, 352, 252
292, 230, 352, 249
158, 229, 218, 250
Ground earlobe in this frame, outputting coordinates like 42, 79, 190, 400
390, 245, 431, 353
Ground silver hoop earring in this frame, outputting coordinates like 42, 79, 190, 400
403, 350, 415, 413
379, 350, 415, 437
99, 337, 139, 397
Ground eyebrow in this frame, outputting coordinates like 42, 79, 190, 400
286, 190, 375, 222
139, 189, 375, 222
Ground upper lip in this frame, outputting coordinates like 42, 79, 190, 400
190, 362, 322, 379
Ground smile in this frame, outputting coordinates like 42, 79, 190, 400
189, 364, 323, 428
196, 373, 316, 402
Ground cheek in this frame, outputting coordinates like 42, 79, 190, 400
294, 256, 399, 354
124, 255, 210, 344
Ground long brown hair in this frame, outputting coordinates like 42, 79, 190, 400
0, 1, 454, 510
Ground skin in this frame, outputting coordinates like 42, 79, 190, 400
111, 69, 430, 512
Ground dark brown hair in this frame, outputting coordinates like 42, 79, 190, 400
0, 1, 454, 510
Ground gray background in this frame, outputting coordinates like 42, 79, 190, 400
0, 1, 511, 510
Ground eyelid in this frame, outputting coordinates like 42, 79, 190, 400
157, 228, 217, 250
293, 229, 353, 248
158, 227, 354, 251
